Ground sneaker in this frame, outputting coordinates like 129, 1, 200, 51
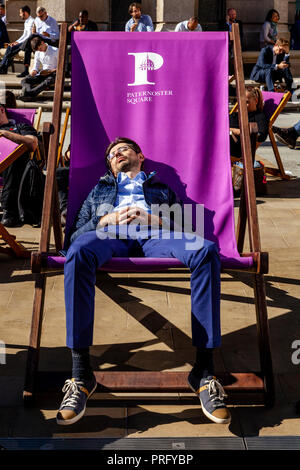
272, 126, 298, 149
56, 376, 97, 425
188, 370, 231, 424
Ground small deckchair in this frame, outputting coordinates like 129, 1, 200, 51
230, 90, 291, 179
0, 107, 42, 257
24, 24, 274, 408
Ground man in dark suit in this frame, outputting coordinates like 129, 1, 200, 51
250, 38, 293, 92
218, 8, 243, 45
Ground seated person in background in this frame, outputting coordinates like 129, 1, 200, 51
175, 17, 202, 32
0, 5, 34, 75
18, 36, 57, 101
0, 103, 38, 227
18, 6, 59, 78
260, 9, 279, 49
56, 144, 70, 226
68, 10, 98, 32
56, 137, 230, 427
125, 2, 154, 32
230, 87, 268, 158
218, 8, 243, 44
0, 9, 9, 48
272, 119, 300, 149
250, 38, 293, 92
0, 3, 7, 24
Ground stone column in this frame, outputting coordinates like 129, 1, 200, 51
155, 0, 196, 31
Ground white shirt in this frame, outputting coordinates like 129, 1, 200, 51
175, 20, 202, 32
34, 15, 59, 40
17, 16, 35, 44
0, 15, 6, 25
33, 44, 58, 74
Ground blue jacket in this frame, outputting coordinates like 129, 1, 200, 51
250, 45, 285, 80
68, 170, 181, 246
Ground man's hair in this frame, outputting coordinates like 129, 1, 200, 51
21, 5, 31, 15
129, 2, 142, 14
227, 8, 236, 14
31, 36, 44, 51
105, 137, 142, 170
246, 86, 264, 112
0, 4, 5, 9
5, 91, 17, 108
276, 37, 290, 47
79, 10, 88, 16
36, 6, 46, 15
265, 9, 279, 22
188, 16, 199, 23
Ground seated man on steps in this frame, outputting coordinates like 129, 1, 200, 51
0, 5, 34, 76
56, 136, 231, 426
250, 37, 293, 92
0, 103, 38, 227
18, 36, 57, 101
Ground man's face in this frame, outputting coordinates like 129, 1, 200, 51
228, 9, 237, 22
0, 7, 4, 16
187, 20, 198, 31
130, 7, 142, 20
273, 44, 288, 55
79, 12, 88, 24
108, 143, 144, 176
19, 9, 28, 20
37, 9, 47, 22
37, 42, 47, 52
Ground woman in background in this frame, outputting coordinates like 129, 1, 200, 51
260, 9, 280, 48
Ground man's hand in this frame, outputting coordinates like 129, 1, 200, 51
9, 41, 18, 47
42, 31, 50, 38
30, 70, 38, 76
40, 68, 56, 75
99, 207, 162, 228
278, 61, 289, 70
0, 130, 38, 152
130, 21, 138, 31
31, 24, 36, 34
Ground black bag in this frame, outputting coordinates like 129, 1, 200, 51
17, 158, 45, 226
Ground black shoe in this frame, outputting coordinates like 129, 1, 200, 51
18, 94, 33, 102
1, 211, 23, 227
272, 126, 298, 149
16, 70, 29, 78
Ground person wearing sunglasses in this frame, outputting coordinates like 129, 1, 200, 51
55, 137, 230, 428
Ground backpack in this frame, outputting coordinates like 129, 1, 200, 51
17, 157, 45, 226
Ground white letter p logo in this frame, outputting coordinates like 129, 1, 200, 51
128, 52, 164, 86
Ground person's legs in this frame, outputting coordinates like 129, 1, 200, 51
0, 43, 22, 73
140, 233, 230, 423
272, 117, 300, 149
1, 152, 28, 226
56, 166, 69, 225
57, 232, 135, 425
20, 74, 55, 100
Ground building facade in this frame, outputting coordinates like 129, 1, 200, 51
3, 0, 297, 50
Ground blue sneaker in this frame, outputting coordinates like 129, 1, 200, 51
56, 376, 97, 425
188, 371, 231, 424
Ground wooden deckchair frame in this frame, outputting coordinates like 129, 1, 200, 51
230, 90, 291, 179
0, 107, 43, 258
23, 24, 275, 408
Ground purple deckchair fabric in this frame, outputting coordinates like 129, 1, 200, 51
0, 108, 36, 173
261, 91, 284, 121
62, 31, 253, 270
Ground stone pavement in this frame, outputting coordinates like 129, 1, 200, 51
1, 109, 300, 447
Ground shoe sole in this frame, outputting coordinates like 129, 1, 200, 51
274, 134, 296, 149
56, 381, 97, 426
188, 380, 231, 425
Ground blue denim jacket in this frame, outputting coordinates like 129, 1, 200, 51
68, 170, 181, 246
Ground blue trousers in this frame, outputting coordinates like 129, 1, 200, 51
252, 67, 293, 91
64, 231, 221, 349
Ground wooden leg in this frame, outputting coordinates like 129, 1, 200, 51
268, 129, 290, 180
253, 273, 275, 407
23, 274, 47, 403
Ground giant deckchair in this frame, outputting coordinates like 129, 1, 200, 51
24, 24, 275, 408
0, 107, 42, 257
231, 90, 291, 179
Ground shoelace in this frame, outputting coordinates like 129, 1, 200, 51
206, 378, 227, 404
60, 379, 85, 408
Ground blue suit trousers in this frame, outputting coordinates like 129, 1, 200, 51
64, 231, 221, 349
